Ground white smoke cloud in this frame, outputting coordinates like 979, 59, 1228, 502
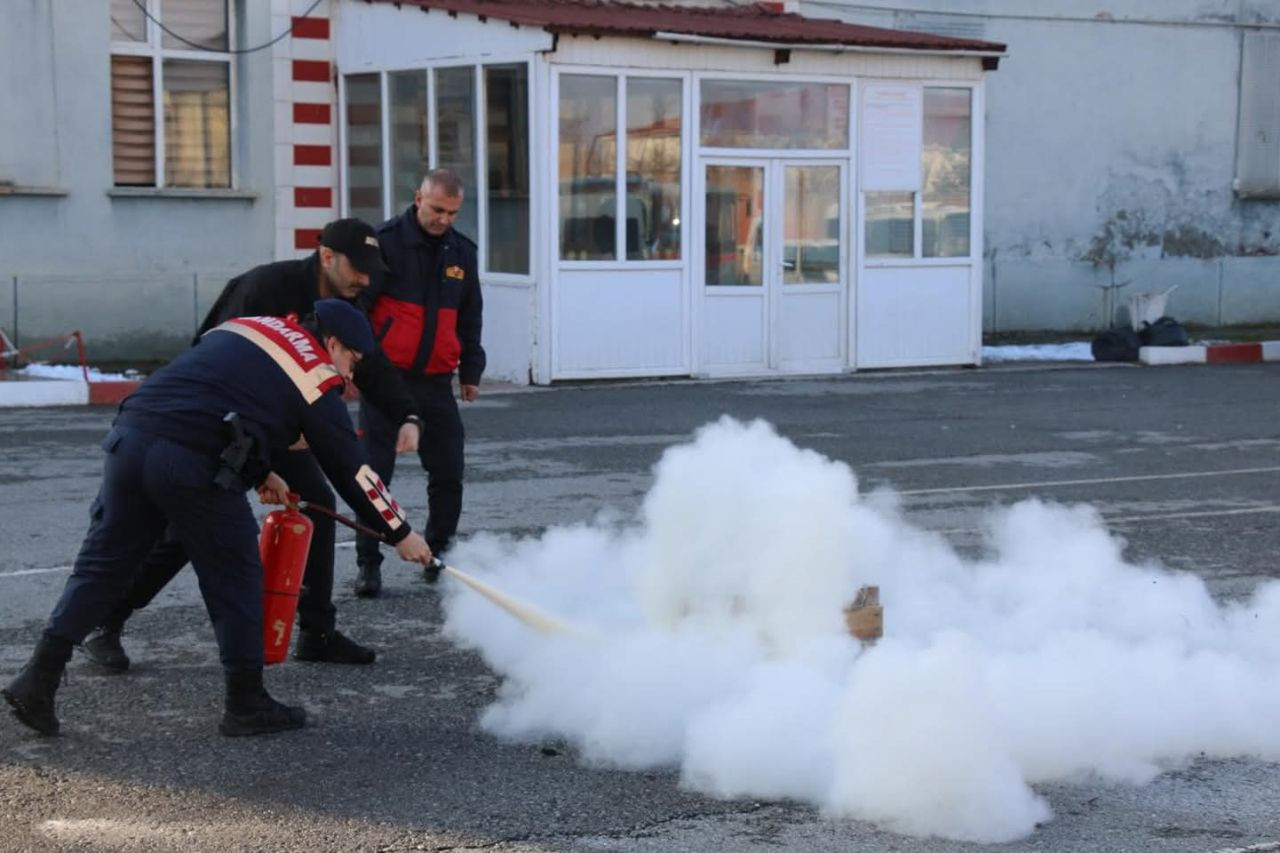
441, 416, 1280, 842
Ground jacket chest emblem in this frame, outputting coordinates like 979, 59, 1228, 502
445, 265, 465, 280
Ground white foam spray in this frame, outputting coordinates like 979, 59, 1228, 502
441, 416, 1280, 842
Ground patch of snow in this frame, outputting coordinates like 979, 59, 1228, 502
14, 363, 139, 382
981, 342, 1093, 363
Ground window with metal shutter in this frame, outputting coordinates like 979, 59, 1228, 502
108, 0, 230, 189
110, 55, 156, 186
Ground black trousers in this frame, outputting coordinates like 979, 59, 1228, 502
100, 447, 340, 635
48, 427, 264, 670
357, 374, 464, 568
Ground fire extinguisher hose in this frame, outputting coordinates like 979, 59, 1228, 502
289, 500, 572, 635
292, 499, 386, 541
291, 499, 447, 577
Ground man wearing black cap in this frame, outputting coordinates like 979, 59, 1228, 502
80, 219, 423, 671
201, 218, 397, 329
2, 300, 433, 738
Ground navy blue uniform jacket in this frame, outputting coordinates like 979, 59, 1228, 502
199, 252, 416, 425
117, 315, 411, 545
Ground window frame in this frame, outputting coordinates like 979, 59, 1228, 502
697, 76, 852, 153
695, 69, 854, 161
858, 80, 978, 267
338, 57, 534, 281
108, 0, 238, 190
553, 66, 688, 270
483, 62, 534, 276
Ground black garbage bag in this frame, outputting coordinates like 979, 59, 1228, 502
1139, 316, 1189, 347
1091, 327, 1141, 362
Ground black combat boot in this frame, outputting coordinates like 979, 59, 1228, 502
82, 625, 130, 672
3, 634, 74, 736
293, 629, 376, 664
219, 669, 307, 737
353, 562, 381, 598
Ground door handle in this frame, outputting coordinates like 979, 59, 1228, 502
780, 260, 796, 270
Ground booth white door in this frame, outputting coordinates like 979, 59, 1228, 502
699, 159, 845, 375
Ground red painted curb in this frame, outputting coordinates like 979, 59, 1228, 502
89, 380, 142, 405
1205, 343, 1262, 364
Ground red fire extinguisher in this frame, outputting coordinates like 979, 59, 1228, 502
259, 493, 313, 665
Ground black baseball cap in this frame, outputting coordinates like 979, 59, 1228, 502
314, 298, 376, 356
319, 218, 388, 275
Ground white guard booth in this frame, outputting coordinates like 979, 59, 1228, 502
333, 0, 1004, 383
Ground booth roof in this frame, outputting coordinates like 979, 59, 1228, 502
362, 0, 1007, 55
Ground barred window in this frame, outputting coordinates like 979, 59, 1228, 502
109, 0, 231, 188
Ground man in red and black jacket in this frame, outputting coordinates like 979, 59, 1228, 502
356, 169, 486, 595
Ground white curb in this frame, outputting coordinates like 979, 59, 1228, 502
0, 380, 90, 407
1139, 346, 1207, 365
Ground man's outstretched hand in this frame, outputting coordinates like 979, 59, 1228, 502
395, 531, 433, 565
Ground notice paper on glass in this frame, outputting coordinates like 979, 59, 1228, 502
860, 84, 922, 191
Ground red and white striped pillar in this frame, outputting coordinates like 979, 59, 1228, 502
272, 0, 337, 259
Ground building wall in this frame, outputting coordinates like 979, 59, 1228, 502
804, 0, 1280, 332
0, 1, 292, 362
274, 0, 339, 264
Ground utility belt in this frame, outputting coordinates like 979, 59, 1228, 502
213, 412, 271, 491
113, 410, 270, 492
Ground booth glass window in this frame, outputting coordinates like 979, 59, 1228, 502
862, 86, 972, 260
701, 80, 848, 149
559, 74, 618, 260
626, 78, 682, 260
435, 66, 479, 243
486, 64, 530, 274
390, 70, 429, 215
109, 0, 231, 188
705, 165, 764, 286
559, 73, 685, 262
864, 191, 914, 258
922, 88, 971, 258
345, 73, 384, 225
343, 62, 530, 277
784, 165, 841, 283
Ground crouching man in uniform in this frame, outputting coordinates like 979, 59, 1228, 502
2, 300, 431, 738
83, 218, 420, 669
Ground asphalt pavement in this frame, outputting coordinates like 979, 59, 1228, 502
2, 361, 1280, 852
